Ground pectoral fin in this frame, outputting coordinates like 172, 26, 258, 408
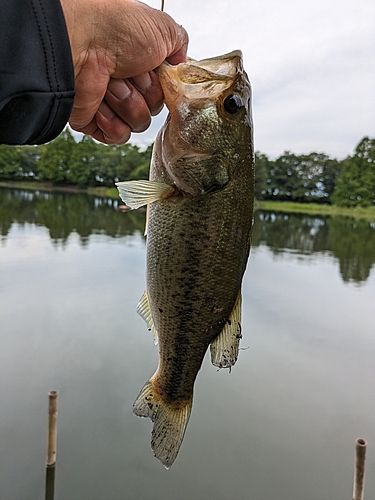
210, 291, 242, 369
116, 180, 174, 210
137, 290, 158, 344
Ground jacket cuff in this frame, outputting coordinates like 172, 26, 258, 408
0, 0, 75, 145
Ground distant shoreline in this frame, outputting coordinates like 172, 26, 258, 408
0, 180, 119, 199
1, 180, 375, 221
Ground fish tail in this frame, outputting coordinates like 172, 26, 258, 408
132, 379, 192, 468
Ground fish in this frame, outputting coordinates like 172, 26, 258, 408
116, 50, 254, 468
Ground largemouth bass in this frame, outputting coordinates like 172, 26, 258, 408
117, 50, 254, 468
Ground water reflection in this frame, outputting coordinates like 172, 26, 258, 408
252, 212, 330, 255
0, 187, 145, 246
252, 212, 375, 284
1, 187, 374, 284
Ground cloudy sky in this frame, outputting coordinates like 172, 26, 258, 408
133, 0, 375, 159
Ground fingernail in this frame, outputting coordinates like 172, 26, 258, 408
108, 79, 131, 101
131, 72, 152, 91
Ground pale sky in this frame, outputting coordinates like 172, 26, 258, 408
131, 0, 374, 160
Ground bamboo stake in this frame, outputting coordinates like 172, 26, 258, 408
46, 391, 58, 466
45, 464, 56, 500
352, 438, 367, 500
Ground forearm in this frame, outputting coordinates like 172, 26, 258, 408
0, 0, 75, 145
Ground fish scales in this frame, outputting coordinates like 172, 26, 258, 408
147, 178, 253, 403
116, 50, 254, 468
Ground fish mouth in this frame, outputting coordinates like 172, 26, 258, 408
157, 50, 246, 107
186, 50, 244, 77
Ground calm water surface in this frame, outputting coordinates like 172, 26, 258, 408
1, 187, 375, 500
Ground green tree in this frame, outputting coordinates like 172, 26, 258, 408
18, 146, 41, 179
115, 143, 151, 181
0, 145, 23, 180
333, 137, 375, 207
263, 152, 311, 202
129, 145, 152, 180
67, 135, 100, 187
318, 154, 341, 200
93, 143, 152, 186
254, 152, 269, 200
0, 144, 41, 180
37, 128, 76, 184
263, 151, 341, 203
295, 152, 341, 202
94, 145, 121, 186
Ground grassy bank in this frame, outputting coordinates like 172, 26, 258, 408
255, 200, 375, 220
87, 187, 119, 199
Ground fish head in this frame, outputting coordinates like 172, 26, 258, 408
156, 51, 253, 195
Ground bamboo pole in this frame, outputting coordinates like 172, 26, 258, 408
352, 438, 367, 500
46, 391, 58, 466
45, 391, 58, 500
45, 464, 56, 500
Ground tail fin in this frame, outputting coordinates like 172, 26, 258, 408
133, 379, 192, 468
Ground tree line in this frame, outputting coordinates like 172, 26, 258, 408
0, 129, 152, 188
0, 129, 374, 207
256, 136, 375, 207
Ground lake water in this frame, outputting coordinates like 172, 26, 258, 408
1, 187, 374, 500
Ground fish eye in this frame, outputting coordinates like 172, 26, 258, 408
223, 94, 243, 115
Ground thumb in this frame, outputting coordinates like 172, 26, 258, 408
166, 47, 188, 66
111, 4, 189, 77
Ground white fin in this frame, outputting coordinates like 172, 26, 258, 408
210, 291, 242, 369
136, 291, 158, 344
115, 180, 174, 210
133, 379, 192, 469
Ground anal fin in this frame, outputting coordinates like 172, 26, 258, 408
210, 291, 242, 369
137, 290, 158, 344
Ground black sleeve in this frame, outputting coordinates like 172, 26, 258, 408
0, 0, 75, 145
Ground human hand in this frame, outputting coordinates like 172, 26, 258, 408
60, 0, 188, 144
